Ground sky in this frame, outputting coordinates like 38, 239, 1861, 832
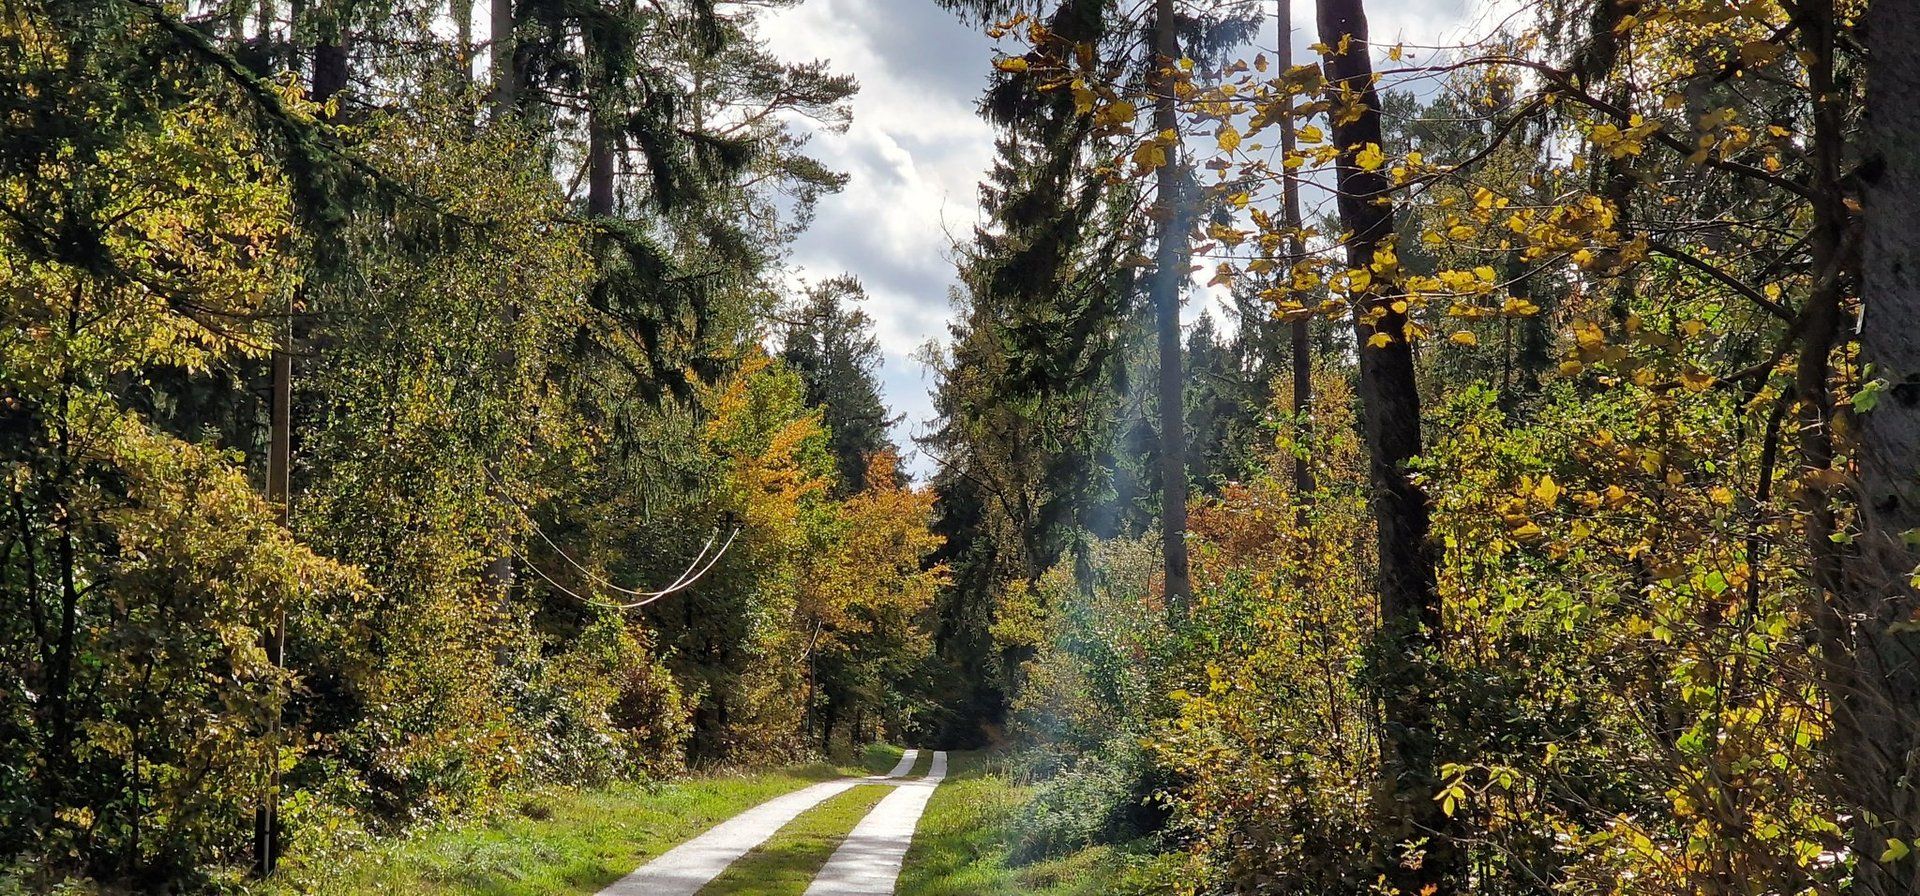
760, 0, 1499, 481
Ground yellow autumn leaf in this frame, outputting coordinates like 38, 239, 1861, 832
1533, 475, 1562, 505
995, 57, 1029, 73
1299, 124, 1324, 143
1132, 142, 1167, 171
1217, 125, 1241, 152
1097, 100, 1137, 128
1502, 296, 1541, 316
1356, 142, 1385, 171
1640, 449, 1664, 476
1071, 79, 1095, 114
1368, 332, 1393, 348
1449, 331, 1478, 347
1573, 319, 1606, 350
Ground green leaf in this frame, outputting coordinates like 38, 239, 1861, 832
1882, 838, 1910, 863
1856, 378, 1888, 412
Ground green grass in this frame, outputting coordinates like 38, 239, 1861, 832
696, 783, 890, 895
897, 752, 1149, 896
257, 746, 1144, 896
268, 762, 863, 896
856, 742, 907, 776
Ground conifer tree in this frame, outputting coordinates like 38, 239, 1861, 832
780, 275, 900, 495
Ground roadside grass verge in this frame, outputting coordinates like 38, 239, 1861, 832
265, 755, 890, 896
696, 783, 890, 895
856, 742, 906, 776
897, 751, 1170, 896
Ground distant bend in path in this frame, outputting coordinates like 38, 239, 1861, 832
594, 749, 937, 896
802, 750, 949, 896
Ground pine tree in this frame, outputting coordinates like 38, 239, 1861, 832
780, 275, 900, 495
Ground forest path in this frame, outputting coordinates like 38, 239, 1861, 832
802, 750, 948, 895
595, 749, 935, 896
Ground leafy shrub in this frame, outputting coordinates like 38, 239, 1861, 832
1149, 384, 1839, 894
1009, 733, 1166, 864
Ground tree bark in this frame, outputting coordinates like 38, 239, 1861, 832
588, 101, 615, 217
1858, 0, 1920, 551
1277, 0, 1313, 517
1316, 0, 1452, 889
310, 11, 348, 108
1826, 2, 1920, 891
452, 0, 472, 84
1150, 0, 1192, 611
489, 0, 515, 119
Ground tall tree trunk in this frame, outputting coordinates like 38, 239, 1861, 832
821, 698, 836, 756
1277, 0, 1313, 516
1315, 0, 1453, 889
1150, 0, 1192, 611
489, 0, 515, 118
588, 106, 615, 217
256, 14, 352, 873
452, 0, 472, 84
1821, 2, 1920, 891
253, 300, 292, 878
310, 10, 348, 106
256, 14, 347, 874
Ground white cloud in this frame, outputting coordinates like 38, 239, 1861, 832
762, 0, 997, 479
760, 0, 1500, 481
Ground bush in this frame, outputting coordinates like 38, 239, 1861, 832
1009, 733, 1167, 864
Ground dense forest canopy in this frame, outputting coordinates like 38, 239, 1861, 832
0, 0, 950, 885
4, 0, 1919, 893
